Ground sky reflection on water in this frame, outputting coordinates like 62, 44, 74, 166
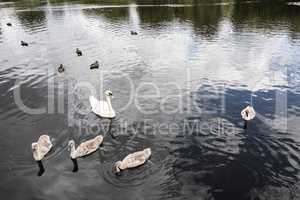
1, 1, 300, 199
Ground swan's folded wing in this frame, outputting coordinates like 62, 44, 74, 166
89, 96, 100, 110
39, 145, 51, 156
124, 151, 144, 160
80, 139, 99, 150
249, 107, 256, 119
76, 142, 99, 157
75, 146, 91, 157
99, 101, 110, 113
89, 96, 111, 115
38, 135, 50, 145
126, 157, 146, 168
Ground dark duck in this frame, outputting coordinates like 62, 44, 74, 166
76, 48, 82, 56
58, 64, 65, 73
21, 41, 28, 46
90, 61, 99, 69
131, 31, 138, 35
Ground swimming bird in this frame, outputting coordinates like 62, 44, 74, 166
89, 90, 116, 118
32, 135, 53, 161
115, 148, 151, 173
6, 22, 12, 26
241, 105, 256, 121
21, 41, 28, 46
68, 135, 103, 159
58, 64, 64, 73
90, 61, 99, 69
76, 48, 82, 56
131, 31, 138, 35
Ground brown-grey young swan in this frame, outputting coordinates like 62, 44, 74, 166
241, 105, 256, 121
68, 135, 103, 159
32, 135, 53, 161
89, 90, 116, 119
115, 148, 151, 173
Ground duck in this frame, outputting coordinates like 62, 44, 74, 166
90, 61, 99, 69
58, 64, 64, 73
115, 148, 151, 173
6, 22, 12, 26
32, 135, 53, 161
241, 105, 256, 121
130, 31, 138, 35
21, 41, 28, 46
68, 135, 103, 159
76, 48, 82, 56
89, 90, 116, 118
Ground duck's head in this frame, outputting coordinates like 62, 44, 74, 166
114, 161, 122, 173
31, 142, 38, 152
104, 90, 113, 97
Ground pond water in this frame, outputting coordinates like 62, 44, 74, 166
1, 0, 300, 199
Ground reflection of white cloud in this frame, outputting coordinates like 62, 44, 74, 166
129, 4, 140, 31
287, 2, 300, 6
188, 19, 289, 91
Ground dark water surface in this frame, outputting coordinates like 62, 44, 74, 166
1, 0, 300, 199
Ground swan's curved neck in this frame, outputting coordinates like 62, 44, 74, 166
116, 161, 124, 171
70, 145, 76, 159
105, 95, 113, 110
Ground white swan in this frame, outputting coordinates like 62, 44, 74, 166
115, 148, 151, 173
68, 135, 103, 159
32, 135, 53, 161
89, 90, 116, 118
241, 105, 256, 121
